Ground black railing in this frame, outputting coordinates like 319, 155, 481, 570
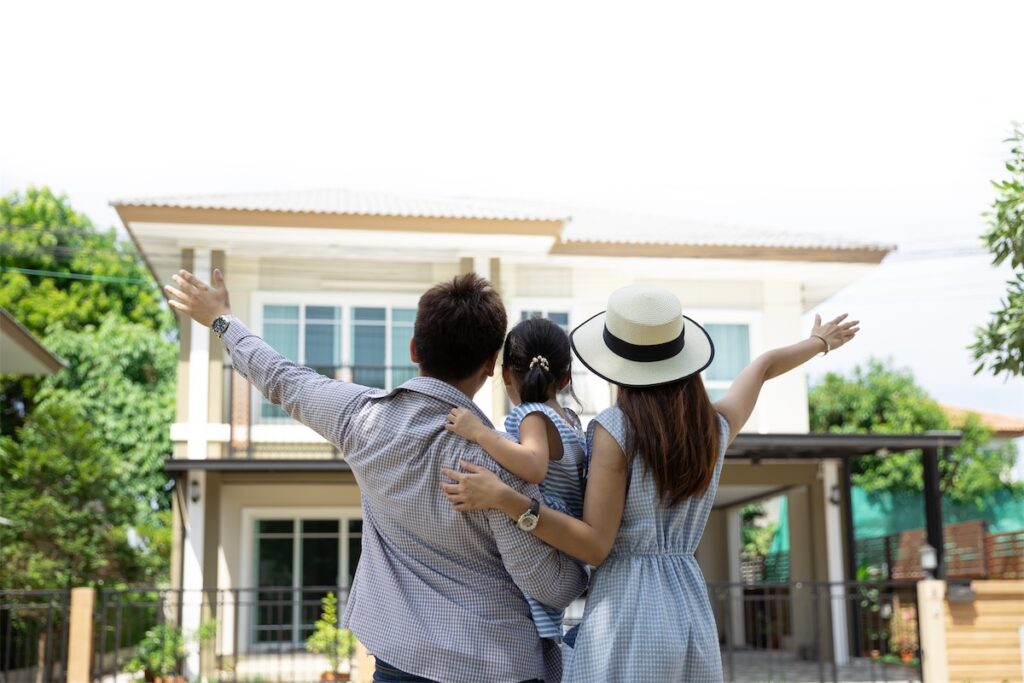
85, 582, 922, 682
708, 580, 922, 683
93, 587, 355, 683
0, 590, 70, 683
221, 363, 613, 460
224, 364, 417, 459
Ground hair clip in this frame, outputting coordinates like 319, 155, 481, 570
529, 355, 550, 372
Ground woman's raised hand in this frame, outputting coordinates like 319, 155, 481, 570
810, 313, 860, 353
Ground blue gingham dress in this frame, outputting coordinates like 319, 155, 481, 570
505, 403, 587, 640
565, 406, 730, 683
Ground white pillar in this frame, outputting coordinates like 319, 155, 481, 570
725, 506, 746, 647
182, 249, 211, 679
471, 256, 495, 422
187, 249, 212, 460
182, 469, 206, 679
821, 461, 850, 664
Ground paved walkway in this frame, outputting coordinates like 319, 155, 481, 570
723, 650, 921, 683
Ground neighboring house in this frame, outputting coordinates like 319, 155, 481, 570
0, 306, 66, 528
0, 306, 66, 376
116, 188, 924, 670
942, 404, 1024, 446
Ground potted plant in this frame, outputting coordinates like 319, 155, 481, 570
305, 592, 355, 682
123, 620, 217, 683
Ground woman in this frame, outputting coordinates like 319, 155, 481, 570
441, 284, 858, 682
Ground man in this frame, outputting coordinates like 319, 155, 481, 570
165, 268, 587, 683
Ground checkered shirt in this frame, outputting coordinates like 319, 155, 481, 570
222, 322, 588, 683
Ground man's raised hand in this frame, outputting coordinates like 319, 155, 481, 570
164, 268, 232, 327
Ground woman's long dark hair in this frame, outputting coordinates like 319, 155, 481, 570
617, 374, 720, 505
502, 317, 572, 403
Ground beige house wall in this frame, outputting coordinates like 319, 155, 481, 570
216, 473, 362, 591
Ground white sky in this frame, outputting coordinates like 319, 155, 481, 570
2, 1, 1022, 467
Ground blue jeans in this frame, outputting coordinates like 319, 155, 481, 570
373, 659, 543, 683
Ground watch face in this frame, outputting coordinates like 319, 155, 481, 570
212, 317, 228, 334
519, 513, 539, 531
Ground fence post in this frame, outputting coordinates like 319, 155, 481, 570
66, 588, 95, 683
916, 579, 948, 683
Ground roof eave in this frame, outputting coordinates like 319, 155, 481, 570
550, 238, 893, 264
0, 307, 68, 374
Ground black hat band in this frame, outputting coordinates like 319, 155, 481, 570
602, 324, 686, 363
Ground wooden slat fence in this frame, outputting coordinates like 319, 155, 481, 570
859, 520, 1024, 580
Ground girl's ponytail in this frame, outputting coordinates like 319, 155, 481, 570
519, 355, 555, 403
502, 318, 573, 404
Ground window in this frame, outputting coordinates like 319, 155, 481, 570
252, 516, 362, 646
703, 323, 751, 401
520, 309, 569, 332
258, 303, 418, 421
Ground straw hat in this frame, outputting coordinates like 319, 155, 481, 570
570, 285, 715, 388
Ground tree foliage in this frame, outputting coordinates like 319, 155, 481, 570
38, 317, 177, 515
0, 398, 164, 589
0, 185, 170, 336
809, 359, 1020, 505
0, 186, 175, 588
972, 124, 1024, 377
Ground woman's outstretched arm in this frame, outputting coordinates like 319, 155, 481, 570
442, 423, 628, 566
714, 313, 859, 443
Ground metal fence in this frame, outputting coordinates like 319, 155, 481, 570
92, 587, 354, 683
82, 582, 926, 683
0, 590, 70, 683
221, 363, 613, 460
709, 580, 922, 683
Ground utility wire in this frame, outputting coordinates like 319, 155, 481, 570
0, 266, 155, 286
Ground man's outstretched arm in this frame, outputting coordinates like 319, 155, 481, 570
165, 269, 367, 444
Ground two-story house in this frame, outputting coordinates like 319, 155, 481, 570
115, 188, 903, 676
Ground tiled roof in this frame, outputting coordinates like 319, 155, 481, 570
942, 404, 1024, 437
113, 188, 893, 253
112, 188, 569, 222
561, 209, 894, 253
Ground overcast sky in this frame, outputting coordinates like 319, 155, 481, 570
3, 1, 1022, 468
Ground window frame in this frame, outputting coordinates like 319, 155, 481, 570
693, 308, 762, 400
239, 505, 363, 652
249, 291, 421, 424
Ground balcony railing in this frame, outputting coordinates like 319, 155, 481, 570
220, 363, 614, 460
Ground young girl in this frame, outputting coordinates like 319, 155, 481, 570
441, 285, 859, 682
444, 316, 586, 641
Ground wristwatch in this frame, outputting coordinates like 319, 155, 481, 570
516, 498, 541, 531
211, 315, 233, 339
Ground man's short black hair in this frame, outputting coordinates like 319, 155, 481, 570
414, 273, 507, 382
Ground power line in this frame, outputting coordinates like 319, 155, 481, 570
0, 266, 156, 286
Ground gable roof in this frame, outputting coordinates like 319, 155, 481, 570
0, 307, 67, 375
112, 188, 894, 263
112, 188, 569, 223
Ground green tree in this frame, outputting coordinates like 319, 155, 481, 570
0, 185, 170, 335
740, 503, 778, 557
0, 398, 163, 589
0, 186, 175, 586
809, 359, 1020, 505
972, 124, 1024, 377
37, 317, 177, 516
0, 186, 173, 435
